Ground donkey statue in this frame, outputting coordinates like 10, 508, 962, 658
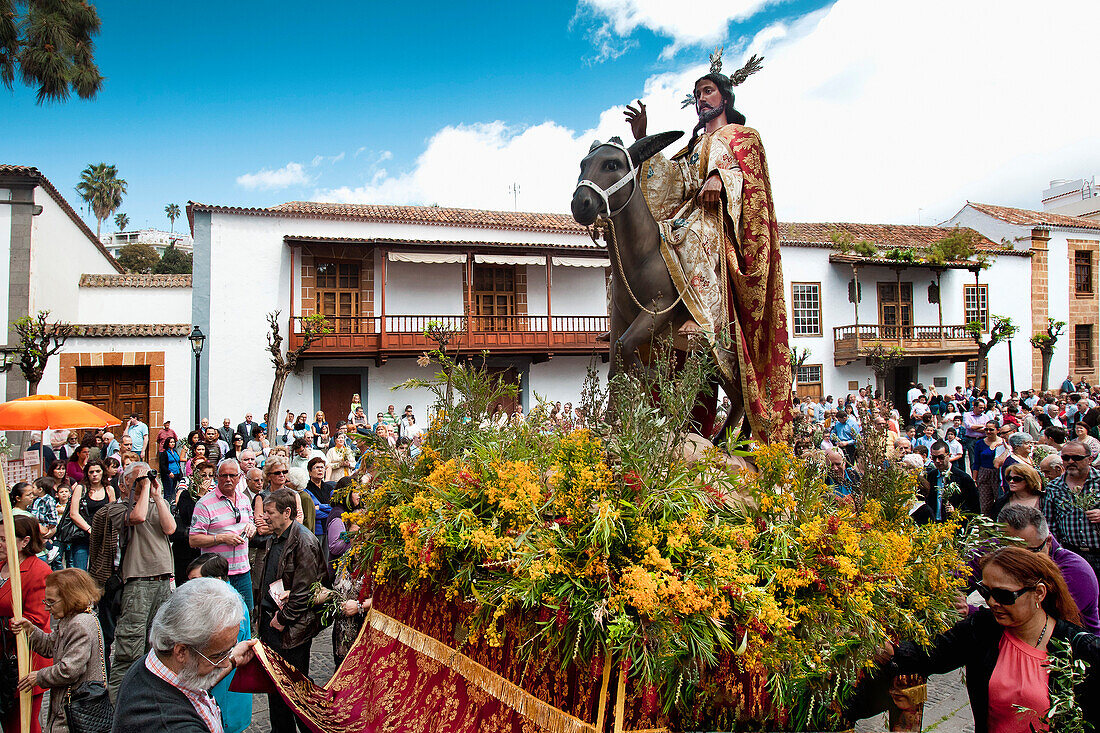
570, 132, 745, 439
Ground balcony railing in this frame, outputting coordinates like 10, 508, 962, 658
288, 314, 609, 356
833, 323, 978, 365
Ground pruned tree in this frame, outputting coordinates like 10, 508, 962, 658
1030, 318, 1066, 392
866, 342, 907, 402
4, 311, 76, 394
966, 315, 1018, 390
116, 241, 159, 273
0, 0, 104, 104
788, 346, 811, 390
265, 310, 331, 428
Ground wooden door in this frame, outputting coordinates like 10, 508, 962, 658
877, 282, 913, 340
319, 373, 362, 427
473, 266, 516, 331
76, 366, 148, 428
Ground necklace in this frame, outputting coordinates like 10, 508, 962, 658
1035, 613, 1050, 648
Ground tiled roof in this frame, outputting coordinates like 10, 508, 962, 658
283, 234, 602, 252
778, 222, 1013, 251
70, 324, 191, 337
79, 273, 192, 288
0, 165, 124, 272
966, 202, 1100, 231
188, 201, 587, 235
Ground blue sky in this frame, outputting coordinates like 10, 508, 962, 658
4, 0, 1099, 230
1, 0, 829, 230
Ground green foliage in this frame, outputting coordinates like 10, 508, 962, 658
828, 228, 877, 258
866, 342, 907, 377
113, 212, 129, 232
75, 162, 126, 236
1030, 318, 1066, 352
1015, 636, 1093, 733
116, 242, 159, 273
164, 203, 181, 232
881, 247, 916, 262
153, 243, 192, 274
926, 226, 981, 265
0, 0, 104, 104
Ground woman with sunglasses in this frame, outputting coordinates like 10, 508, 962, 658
874, 546, 1100, 733
995, 432, 1035, 497
171, 461, 213, 586
991, 463, 1044, 520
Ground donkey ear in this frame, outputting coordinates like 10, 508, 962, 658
627, 131, 685, 167
588, 139, 603, 152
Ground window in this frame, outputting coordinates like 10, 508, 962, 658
847, 380, 860, 391
790, 283, 822, 336
933, 377, 947, 388
472, 265, 516, 331
796, 364, 823, 400
963, 284, 988, 331
1075, 324, 1094, 371
315, 261, 361, 333
1075, 251, 1093, 295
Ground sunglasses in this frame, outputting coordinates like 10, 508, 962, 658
1061, 453, 1090, 461
1007, 475, 1027, 483
1027, 536, 1050, 554
270, 469, 288, 475
975, 581, 1036, 606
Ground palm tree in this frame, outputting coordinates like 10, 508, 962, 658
0, 0, 104, 104
75, 163, 127, 238
165, 203, 181, 233
114, 212, 129, 232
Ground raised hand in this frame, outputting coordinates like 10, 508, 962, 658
624, 99, 647, 141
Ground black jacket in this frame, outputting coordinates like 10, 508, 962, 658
889, 608, 1100, 733
921, 465, 981, 517
261, 521, 324, 649
112, 657, 208, 732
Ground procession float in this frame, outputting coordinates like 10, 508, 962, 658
232, 50, 973, 733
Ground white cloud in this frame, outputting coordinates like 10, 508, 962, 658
575, 0, 776, 58
236, 162, 313, 191
315, 0, 1100, 227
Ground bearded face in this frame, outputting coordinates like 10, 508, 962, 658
694, 78, 727, 124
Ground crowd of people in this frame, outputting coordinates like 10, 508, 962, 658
792, 376, 1100, 730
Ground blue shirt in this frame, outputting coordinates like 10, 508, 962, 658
830, 416, 861, 445
211, 593, 252, 733
126, 421, 149, 453
813, 403, 827, 423
913, 434, 938, 452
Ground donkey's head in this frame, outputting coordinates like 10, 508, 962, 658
571, 130, 683, 226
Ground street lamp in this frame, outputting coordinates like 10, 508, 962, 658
189, 325, 205, 430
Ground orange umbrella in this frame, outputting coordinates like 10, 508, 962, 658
0, 395, 121, 732
0, 394, 120, 431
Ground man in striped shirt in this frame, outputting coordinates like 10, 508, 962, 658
190, 458, 257, 612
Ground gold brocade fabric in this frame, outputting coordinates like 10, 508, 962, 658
641, 124, 794, 442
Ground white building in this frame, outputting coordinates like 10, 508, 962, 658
186, 201, 612, 425
1, 165, 193, 435
1041, 178, 1100, 222
944, 202, 1100, 391
101, 228, 194, 258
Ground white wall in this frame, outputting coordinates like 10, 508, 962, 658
526, 265, 608, 317
384, 261, 464, 315
0, 188, 11, 402
528, 356, 608, 407
37, 336, 193, 427
77, 286, 191, 323
28, 192, 117, 321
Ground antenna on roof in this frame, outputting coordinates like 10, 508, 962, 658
508, 182, 521, 211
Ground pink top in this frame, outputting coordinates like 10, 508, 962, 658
987, 631, 1049, 733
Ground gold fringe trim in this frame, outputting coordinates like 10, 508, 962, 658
368, 610, 596, 733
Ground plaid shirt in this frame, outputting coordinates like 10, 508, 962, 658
1044, 466, 1100, 552
144, 650, 224, 733
32, 495, 58, 527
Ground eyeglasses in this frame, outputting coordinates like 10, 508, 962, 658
270, 469, 288, 475
1060, 453, 1090, 461
1007, 475, 1027, 483
1027, 536, 1050, 554
189, 645, 234, 668
42, 598, 58, 609
218, 472, 239, 480
975, 582, 1036, 606
931, 454, 949, 462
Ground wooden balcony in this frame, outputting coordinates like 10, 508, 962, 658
833, 323, 978, 365
288, 314, 610, 358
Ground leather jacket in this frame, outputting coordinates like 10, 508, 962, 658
264, 521, 324, 649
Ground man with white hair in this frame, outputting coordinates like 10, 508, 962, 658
1039, 453, 1064, 481
113, 577, 258, 731
189, 458, 257, 614
108, 461, 178, 701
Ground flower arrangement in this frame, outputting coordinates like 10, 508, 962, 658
340, 346, 969, 731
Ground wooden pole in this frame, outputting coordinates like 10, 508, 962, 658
0, 461, 31, 733
545, 255, 553, 348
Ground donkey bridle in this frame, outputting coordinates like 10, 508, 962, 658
573, 140, 638, 217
